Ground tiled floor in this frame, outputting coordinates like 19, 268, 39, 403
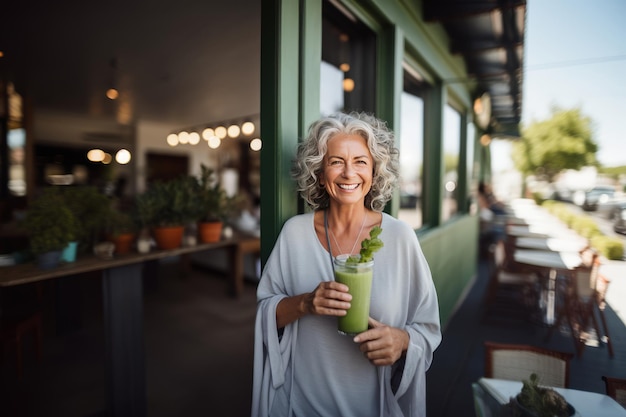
1, 256, 624, 416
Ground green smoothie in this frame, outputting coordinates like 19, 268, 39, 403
333, 256, 374, 335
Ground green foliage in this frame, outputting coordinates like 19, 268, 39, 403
135, 177, 198, 227
347, 226, 383, 263
513, 107, 598, 182
590, 235, 624, 260
57, 186, 111, 247
541, 200, 624, 260
21, 189, 80, 254
106, 209, 138, 237
195, 165, 230, 222
518, 373, 569, 417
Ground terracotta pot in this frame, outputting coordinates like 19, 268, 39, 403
152, 226, 184, 250
198, 221, 223, 243
110, 233, 136, 255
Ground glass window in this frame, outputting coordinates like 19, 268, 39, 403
442, 104, 460, 221
466, 122, 477, 214
320, 2, 376, 115
398, 69, 425, 229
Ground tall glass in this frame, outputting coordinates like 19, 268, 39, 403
333, 254, 374, 335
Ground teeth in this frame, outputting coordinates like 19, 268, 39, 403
338, 184, 359, 190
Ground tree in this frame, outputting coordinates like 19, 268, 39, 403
512, 107, 598, 182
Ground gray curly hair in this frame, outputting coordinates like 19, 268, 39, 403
292, 112, 400, 211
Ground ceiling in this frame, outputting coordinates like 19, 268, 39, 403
424, 0, 526, 137
1, 1, 525, 137
1, 0, 261, 129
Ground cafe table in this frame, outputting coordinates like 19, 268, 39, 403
513, 249, 581, 325
515, 237, 588, 253
473, 378, 626, 417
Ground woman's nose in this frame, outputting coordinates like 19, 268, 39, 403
342, 163, 355, 177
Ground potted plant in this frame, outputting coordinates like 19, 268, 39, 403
195, 165, 229, 243
514, 373, 575, 417
105, 208, 139, 255
57, 186, 111, 253
21, 189, 80, 269
135, 176, 198, 249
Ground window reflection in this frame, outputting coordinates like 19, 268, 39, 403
320, 1, 376, 115
442, 105, 460, 221
398, 69, 425, 229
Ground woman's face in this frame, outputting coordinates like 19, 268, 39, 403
321, 133, 373, 208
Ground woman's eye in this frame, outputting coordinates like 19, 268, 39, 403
330, 160, 343, 166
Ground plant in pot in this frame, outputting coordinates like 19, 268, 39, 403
21, 189, 80, 269
513, 373, 575, 417
135, 176, 197, 250
57, 186, 111, 254
105, 208, 139, 255
195, 165, 230, 243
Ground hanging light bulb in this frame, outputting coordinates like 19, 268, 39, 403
167, 133, 179, 146
202, 128, 215, 140
106, 88, 119, 100
250, 138, 262, 151
214, 126, 227, 139
241, 121, 255, 135
208, 136, 221, 149
178, 131, 190, 144
115, 149, 132, 164
188, 132, 200, 145
227, 124, 241, 138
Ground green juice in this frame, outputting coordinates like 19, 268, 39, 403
333, 257, 374, 335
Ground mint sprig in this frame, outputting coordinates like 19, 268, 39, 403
347, 226, 383, 263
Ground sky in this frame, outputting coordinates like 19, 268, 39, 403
493, 0, 626, 172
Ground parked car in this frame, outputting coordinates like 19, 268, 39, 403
580, 186, 615, 211
613, 204, 626, 235
596, 194, 626, 219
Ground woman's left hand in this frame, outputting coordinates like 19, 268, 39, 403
353, 317, 409, 366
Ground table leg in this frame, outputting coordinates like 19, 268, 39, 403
230, 244, 244, 297
546, 268, 556, 325
102, 263, 146, 417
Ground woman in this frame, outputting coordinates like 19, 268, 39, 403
252, 112, 441, 417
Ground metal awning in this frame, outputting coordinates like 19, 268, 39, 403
424, 0, 526, 138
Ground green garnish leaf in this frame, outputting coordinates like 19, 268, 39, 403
347, 226, 383, 263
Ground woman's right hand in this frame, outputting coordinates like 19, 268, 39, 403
303, 281, 352, 317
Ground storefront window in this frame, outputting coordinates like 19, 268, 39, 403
442, 105, 460, 221
398, 69, 425, 229
320, 2, 376, 115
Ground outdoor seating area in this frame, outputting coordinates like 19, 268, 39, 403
428, 198, 626, 417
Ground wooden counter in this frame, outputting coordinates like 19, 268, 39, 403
0, 233, 260, 417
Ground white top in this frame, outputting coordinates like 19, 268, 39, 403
477, 378, 626, 417
252, 212, 441, 417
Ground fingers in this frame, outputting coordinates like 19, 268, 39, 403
306, 281, 351, 316
354, 324, 406, 366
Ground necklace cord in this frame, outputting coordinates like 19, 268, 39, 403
328, 211, 367, 256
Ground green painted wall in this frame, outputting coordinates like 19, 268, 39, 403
419, 215, 479, 327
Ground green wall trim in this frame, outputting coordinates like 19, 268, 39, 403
418, 214, 479, 326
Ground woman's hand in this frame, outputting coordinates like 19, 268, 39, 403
303, 281, 352, 317
353, 317, 409, 366
276, 281, 351, 329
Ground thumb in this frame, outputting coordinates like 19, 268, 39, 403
368, 317, 384, 328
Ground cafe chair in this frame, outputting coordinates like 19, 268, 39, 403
483, 239, 539, 322
602, 375, 626, 409
547, 255, 613, 357
484, 341, 573, 388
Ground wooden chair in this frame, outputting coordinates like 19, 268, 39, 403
484, 341, 573, 388
548, 254, 613, 357
483, 239, 539, 322
602, 375, 626, 408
